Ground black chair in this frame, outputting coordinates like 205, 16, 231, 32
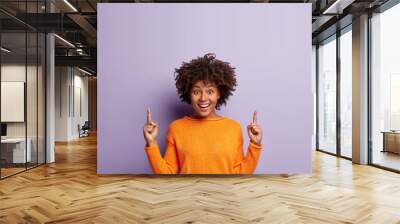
79, 121, 90, 138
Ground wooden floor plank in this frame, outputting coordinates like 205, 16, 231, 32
0, 134, 400, 223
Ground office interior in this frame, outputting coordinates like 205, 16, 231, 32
0, 0, 97, 179
0, 0, 399, 222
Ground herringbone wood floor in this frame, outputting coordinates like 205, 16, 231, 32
1, 134, 400, 224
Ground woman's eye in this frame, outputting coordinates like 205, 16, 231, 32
193, 90, 200, 95
208, 90, 214, 95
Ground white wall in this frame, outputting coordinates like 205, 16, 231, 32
1, 65, 26, 132
55, 66, 70, 141
55, 67, 89, 141
1, 64, 42, 138
74, 73, 89, 136
1, 63, 46, 164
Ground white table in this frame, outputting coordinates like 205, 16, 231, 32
1, 138, 32, 163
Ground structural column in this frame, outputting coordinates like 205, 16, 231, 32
46, 0, 55, 163
352, 14, 369, 164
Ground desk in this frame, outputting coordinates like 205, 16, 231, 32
381, 131, 400, 154
1, 138, 31, 163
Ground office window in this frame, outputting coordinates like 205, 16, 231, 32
340, 28, 352, 158
371, 3, 400, 171
318, 36, 337, 154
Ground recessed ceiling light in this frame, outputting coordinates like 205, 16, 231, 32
1, 47, 11, 53
78, 67, 93, 76
322, 0, 354, 15
63, 0, 78, 12
54, 34, 75, 48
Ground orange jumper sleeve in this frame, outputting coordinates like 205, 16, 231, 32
233, 130, 263, 174
145, 129, 179, 174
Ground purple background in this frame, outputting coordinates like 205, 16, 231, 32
98, 3, 312, 174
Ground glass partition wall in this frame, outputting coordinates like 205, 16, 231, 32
370, 3, 400, 171
317, 35, 337, 155
0, 1, 46, 179
316, 26, 353, 159
339, 27, 352, 159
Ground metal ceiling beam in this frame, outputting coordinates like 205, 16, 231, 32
9, 13, 83, 32
322, 0, 356, 14
55, 55, 97, 72
1, 11, 97, 33
312, 14, 352, 44
0, 8, 38, 31
67, 13, 97, 46
312, 15, 335, 33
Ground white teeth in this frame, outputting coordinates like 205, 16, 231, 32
199, 104, 210, 108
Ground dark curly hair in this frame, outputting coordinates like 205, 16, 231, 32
174, 53, 237, 110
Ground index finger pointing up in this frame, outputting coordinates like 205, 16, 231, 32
253, 110, 257, 124
147, 107, 152, 124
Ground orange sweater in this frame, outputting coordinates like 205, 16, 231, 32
145, 116, 263, 174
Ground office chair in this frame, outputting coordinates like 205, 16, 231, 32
79, 121, 90, 138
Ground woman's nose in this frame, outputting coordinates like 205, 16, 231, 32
200, 92, 207, 101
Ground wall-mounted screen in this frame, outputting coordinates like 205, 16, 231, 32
1, 82, 25, 122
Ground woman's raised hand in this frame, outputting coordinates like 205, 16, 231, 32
247, 111, 263, 146
143, 108, 158, 147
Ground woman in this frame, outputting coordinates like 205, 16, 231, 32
143, 53, 263, 174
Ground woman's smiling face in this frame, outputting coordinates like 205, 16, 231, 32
190, 80, 220, 119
